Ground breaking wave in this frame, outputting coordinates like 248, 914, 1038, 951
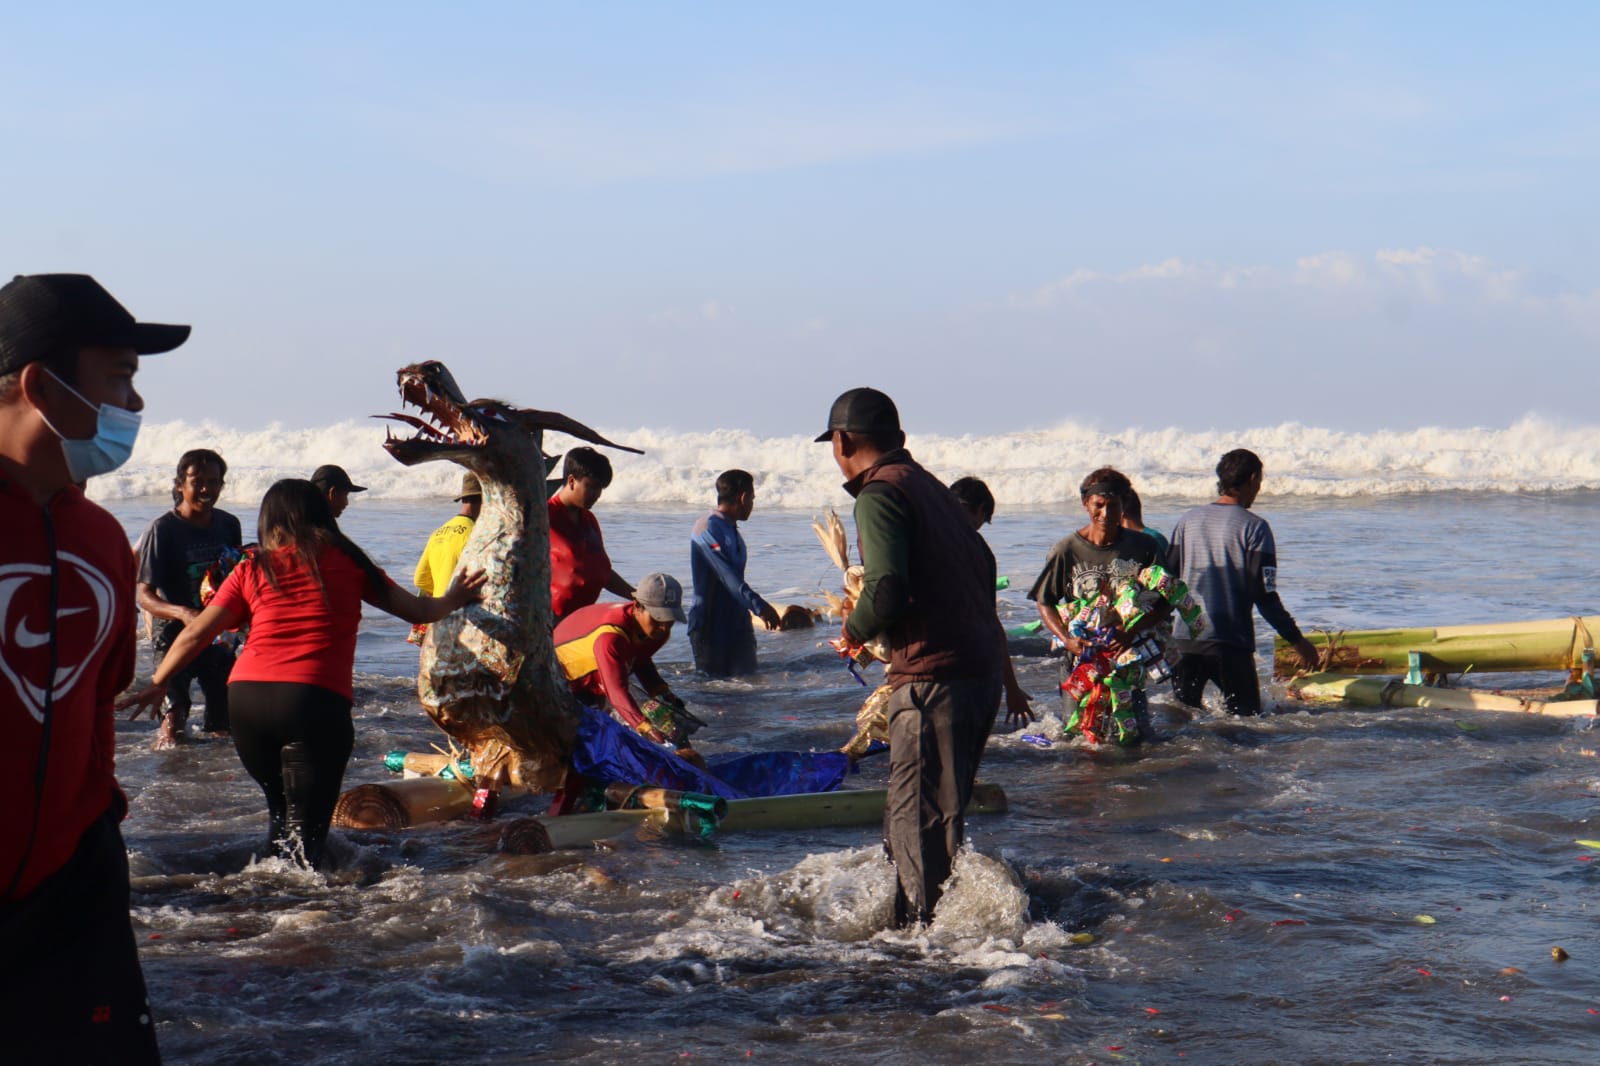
86, 415, 1600, 506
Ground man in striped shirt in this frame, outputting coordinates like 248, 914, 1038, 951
1167, 449, 1320, 716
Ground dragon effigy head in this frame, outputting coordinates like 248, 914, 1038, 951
376, 359, 640, 483
379, 360, 489, 465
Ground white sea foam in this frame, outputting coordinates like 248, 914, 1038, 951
87, 415, 1600, 506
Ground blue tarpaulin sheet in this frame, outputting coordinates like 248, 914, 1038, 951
567, 706, 850, 800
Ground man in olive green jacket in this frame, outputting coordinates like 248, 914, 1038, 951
818, 387, 1004, 927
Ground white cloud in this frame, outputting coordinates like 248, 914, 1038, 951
361, 93, 1047, 183
1017, 247, 1589, 323
1015, 258, 1240, 307
1295, 251, 1362, 288
648, 299, 734, 327
1374, 248, 1435, 267
1128, 258, 1191, 281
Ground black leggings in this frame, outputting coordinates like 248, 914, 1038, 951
229, 681, 354, 869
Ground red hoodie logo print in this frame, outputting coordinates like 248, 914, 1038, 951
0, 553, 118, 723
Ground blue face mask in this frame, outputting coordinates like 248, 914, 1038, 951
38, 367, 142, 481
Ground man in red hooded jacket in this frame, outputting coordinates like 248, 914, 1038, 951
0, 273, 189, 1063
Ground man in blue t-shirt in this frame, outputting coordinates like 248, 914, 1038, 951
135, 447, 242, 746
1167, 449, 1319, 716
687, 469, 781, 676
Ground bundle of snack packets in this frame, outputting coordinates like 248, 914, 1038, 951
1059, 652, 1141, 745
1053, 565, 1207, 745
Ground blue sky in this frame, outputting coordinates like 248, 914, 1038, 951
4, 4, 1596, 434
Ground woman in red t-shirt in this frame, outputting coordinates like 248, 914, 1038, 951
123, 479, 484, 869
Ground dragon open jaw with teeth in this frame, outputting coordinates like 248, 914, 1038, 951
377, 362, 503, 458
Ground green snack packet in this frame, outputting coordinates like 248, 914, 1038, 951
1113, 584, 1145, 628
642, 698, 704, 748
1138, 565, 1178, 598
1177, 598, 1207, 640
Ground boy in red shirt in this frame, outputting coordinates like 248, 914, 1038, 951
548, 446, 635, 624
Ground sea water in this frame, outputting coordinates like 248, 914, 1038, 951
97, 419, 1600, 1064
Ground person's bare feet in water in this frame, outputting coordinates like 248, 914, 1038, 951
152, 710, 190, 751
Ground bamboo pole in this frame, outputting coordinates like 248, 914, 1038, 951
498, 783, 1011, 853
1286, 672, 1600, 718
709, 782, 1009, 833
1274, 615, 1600, 678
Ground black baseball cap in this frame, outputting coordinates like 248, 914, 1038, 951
814, 387, 901, 442
0, 273, 190, 375
311, 464, 367, 494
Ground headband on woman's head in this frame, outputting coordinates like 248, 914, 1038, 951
1080, 481, 1122, 500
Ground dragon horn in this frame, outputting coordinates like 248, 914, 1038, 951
514, 410, 644, 454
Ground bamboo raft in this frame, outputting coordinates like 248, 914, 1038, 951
1274, 615, 1600, 679
1285, 672, 1599, 718
333, 756, 1010, 853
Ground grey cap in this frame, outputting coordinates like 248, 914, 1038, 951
634, 572, 686, 623
453, 472, 482, 501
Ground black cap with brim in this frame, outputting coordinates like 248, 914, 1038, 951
311, 464, 367, 493
815, 386, 901, 442
125, 322, 191, 355
0, 273, 190, 375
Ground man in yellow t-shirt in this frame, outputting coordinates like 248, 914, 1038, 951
408, 473, 482, 643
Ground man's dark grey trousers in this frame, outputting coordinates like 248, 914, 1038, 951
884, 673, 1001, 926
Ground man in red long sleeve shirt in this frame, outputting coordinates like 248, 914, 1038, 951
0, 273, 188, 1063
548, 447, 635, 625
